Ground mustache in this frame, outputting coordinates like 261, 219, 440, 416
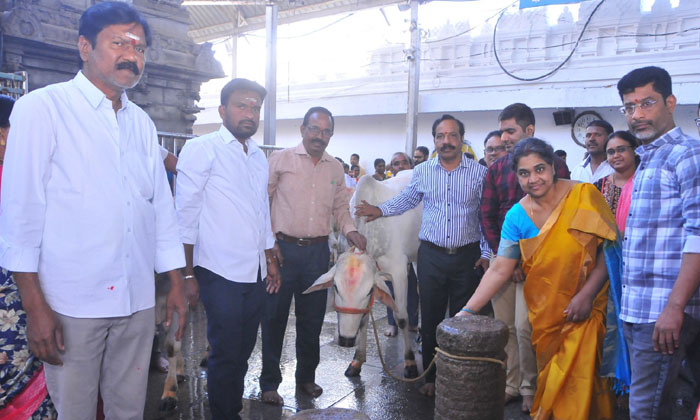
116, 61, 140, 75
439, 144, 456, 152
238, 119, 256, 127
311, 138, 325, 145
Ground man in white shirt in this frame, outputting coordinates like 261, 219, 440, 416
0, 3, 188, 419
570, 119, 615, 183
176, 78, 281, 420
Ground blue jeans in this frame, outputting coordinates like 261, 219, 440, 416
623, 315, 700, 420
260, 241, 330, 391
387, 263, 420, 327
196, 266, 265, 420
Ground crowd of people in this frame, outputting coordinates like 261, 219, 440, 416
1, 2, 700, 420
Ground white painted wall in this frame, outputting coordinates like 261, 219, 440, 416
194, 103, 700, 173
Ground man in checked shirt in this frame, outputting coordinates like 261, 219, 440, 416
617, 66, 700, 419
356, 114, 490, 397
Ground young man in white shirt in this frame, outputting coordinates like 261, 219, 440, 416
0, 3, 188, 419
176, 78, 281, 420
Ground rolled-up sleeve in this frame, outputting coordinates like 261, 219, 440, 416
175, 139, 211, 246
0, 94, 54, 272
150, 126, 185, 273
679, 147, 700, 254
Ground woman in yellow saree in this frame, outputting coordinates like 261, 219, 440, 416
460, 138, 625, 419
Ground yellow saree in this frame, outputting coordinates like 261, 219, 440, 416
520, 183, 617, 420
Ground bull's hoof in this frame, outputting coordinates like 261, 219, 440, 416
177, 374, 186, 383
344, 363, 362, 377
159, 397, 178, 412
199, 356, 208, 367
404, 364, 419, 379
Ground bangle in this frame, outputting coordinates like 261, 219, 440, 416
460, 307, 476, 315
184, 275, 195, 280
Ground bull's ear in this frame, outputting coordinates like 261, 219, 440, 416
303, 266, 336, 294
373, 272, 398, 311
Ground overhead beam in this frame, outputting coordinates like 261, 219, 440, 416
188, 0, 406, 42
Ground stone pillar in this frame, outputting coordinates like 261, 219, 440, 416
434, 315, 508, 420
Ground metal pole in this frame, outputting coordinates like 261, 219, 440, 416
404, 0, 420, 157
264, 2, 278, 146
230, 11, 238, 78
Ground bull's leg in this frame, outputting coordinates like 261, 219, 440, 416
345, 314, 368, 377
382, 257, 419, 378
159, 311, 180, 412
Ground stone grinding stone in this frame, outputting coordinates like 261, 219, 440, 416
434, 315, 508, 420
289, 408, 371, 420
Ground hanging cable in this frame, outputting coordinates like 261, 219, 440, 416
493, 0, 606, 82
424, 0, 519, 44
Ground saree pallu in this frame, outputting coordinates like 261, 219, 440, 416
520, 183, 617, 420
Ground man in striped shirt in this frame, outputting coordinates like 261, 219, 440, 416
356, 114, 490, 397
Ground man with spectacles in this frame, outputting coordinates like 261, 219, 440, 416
483, 130, 507, 167
356, 114, 491, 397
261, 106, 367, 405
413, 146, 429, 165
570, 119, 615, 183
617, 66, 700, 419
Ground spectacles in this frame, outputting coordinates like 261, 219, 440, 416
695, 118, 700, 128
619, 99, 658, 115
606, 145, 633, 156
485, 145, 506, 154
305, 125, 333, 138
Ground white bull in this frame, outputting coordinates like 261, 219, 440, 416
305, 170, 422, 378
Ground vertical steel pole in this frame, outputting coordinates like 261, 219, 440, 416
230, 11, 238, 78
405, 0, 420, 157
264, 2, 278, 146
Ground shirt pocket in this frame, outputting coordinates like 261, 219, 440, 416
124, 150, 154, 202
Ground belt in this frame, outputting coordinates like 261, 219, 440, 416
277, 233, 329, 247
421, 240, 477, 256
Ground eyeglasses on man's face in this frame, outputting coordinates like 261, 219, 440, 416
694, 118, 700, 128
485, 145, 506, 154
305, 125, 333, 138
619, 98, 658, 115
606, 145, 633, 156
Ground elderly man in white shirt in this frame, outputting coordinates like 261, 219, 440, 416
570, 119, 615, 183
175, 78, 281, 420
0, 3, 188, 420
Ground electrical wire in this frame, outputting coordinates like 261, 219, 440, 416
424, 0, 519, 44
243, 13, 354, 39
493, 0, 606, 82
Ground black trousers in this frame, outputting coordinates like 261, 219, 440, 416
260, 240, 330, 391
417, 241, 481, 383
196, 266, 265, 420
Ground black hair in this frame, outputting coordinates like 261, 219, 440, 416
0, 95, 15, 128
335, 157, 344, 164
554, 149, 567, 158
416, 146, 429, 156
343, 163, 349, 170
586, 119, 614, 136
511, 137, 557, 182
351, 153, 360, 160
79, 2, 152, 48
432, 114, 465, 138
483, 130, 503, 146
498, 103, 535, 131
374, 158, 385, 168
220, 78, 267, 106
303, 106, 334, 130
350, 165, 359, 171
617, 66, 672, 100
605, 130, 641, 167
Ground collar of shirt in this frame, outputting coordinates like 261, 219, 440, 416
73, 71, 129, 112
293, 142, 333, 163
217, 124, 261, 157
635, 126, 681, 155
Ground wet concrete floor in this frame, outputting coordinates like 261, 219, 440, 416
144, 301, 532, 420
